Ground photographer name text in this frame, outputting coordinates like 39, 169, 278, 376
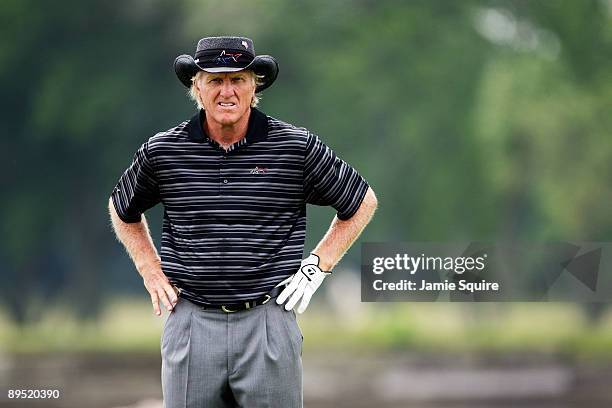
371, 253, 499, 293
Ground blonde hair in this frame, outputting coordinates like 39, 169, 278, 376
188, 70, 264, 109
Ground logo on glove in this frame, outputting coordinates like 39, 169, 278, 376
300, 264, 319, 281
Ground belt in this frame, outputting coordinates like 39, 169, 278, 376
198, 286, 284, 313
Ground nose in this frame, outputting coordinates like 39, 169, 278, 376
220, 79, 234, 98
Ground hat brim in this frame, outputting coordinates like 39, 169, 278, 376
174, 54, 278, 93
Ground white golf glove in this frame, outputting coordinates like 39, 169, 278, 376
276, 254, 330, 314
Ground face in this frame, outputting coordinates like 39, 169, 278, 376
196, 71, 256, 127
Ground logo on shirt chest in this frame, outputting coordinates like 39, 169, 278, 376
249, 166, 268, 175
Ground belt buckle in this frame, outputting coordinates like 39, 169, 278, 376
221, 295, 270, 313
221, 305, 237, 313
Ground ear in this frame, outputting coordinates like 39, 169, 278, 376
247, 71, 257, 89
191, 75, 206, 108
192, 73, 202, 91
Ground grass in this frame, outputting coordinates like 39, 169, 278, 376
2, 299, 612, 360
0, 298, 164, 353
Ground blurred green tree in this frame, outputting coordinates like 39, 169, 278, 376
0, 0, 610, 323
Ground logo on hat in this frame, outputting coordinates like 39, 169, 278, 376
214, 50, 242, 64
241, 40, 248, 49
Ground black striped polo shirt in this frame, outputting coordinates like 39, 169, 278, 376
111, 107, 369, 306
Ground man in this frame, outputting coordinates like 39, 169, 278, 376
108, 36, 377, 408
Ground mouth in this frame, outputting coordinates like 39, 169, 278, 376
218, 102, 236, 108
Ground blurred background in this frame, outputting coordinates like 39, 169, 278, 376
1, 0, 612, 407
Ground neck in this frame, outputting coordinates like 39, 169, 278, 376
204, 109, 251, 149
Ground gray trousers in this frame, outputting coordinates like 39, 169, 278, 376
161, 296, 303, 408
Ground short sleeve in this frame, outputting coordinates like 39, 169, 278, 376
304, 132, 369, 220
110, 141, 160, 223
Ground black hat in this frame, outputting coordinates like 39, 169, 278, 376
174, 36, 278, 93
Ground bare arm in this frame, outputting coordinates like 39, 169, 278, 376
108, 198, 177, 315
312, 187, 378, 271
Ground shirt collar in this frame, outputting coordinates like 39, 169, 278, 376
187, 107, 269, 145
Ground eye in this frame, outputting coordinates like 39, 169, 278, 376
231, 77, 244, 83
209, 78, 222, 84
